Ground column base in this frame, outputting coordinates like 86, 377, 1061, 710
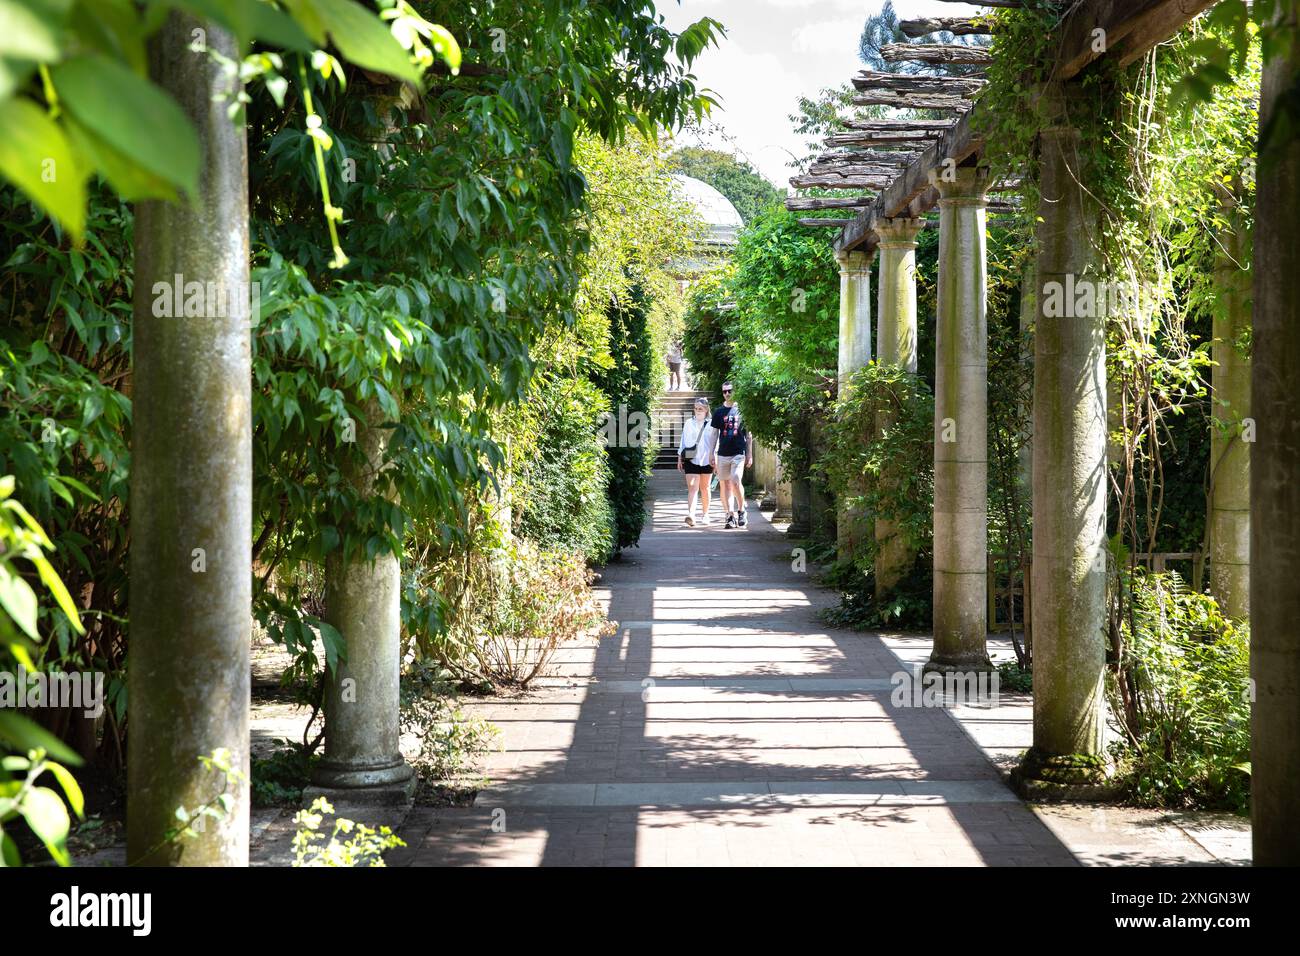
1010, 747, 1118, 803
307, 756, 416, 807
922, 654, 994, 677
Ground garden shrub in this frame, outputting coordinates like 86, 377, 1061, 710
413, 528, 614, 689
820, 363, 935, 569
512, 375, 615, 564
399, 664, 500, 781
1107, 570, 1251, 812
595, 284, 654, 554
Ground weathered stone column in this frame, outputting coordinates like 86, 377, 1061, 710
1209, 187, 1251, 621
1251, 8, 1300, 865
811, 416, 837, 547
773, 457, 794, 522
927, 167, 992, 674
836, 249, 874, 559
836, 250, 874, 385
1018, 259, 1036, 494
309, 398, 415, 803
788, 417, 814, 538
875, 218, 924, 597
1014, 95, 1110, 796
128, 12, 250, 865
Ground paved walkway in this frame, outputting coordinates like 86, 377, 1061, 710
388, 472, 1078, 866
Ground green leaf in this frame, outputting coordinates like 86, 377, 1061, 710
308, 0, 420, 84
0, 97, 86, 239
315, 619, 345, 673
21, 786, 71, 864
177, 0, 315, 52
46, 761, 84, 819
30, 552, 85, 636
0, 0, 65, 62
50, 53, 200, 202
0, 712, 83, 766
0, 832, 20, 867
63, 113, 178, 203
0, 564, 39, 640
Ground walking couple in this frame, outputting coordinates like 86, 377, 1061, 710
676, 381, 753, 530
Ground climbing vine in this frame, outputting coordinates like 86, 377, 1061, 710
978, 2, 1260, 805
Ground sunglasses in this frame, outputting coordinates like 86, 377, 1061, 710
722, 389, 732, 394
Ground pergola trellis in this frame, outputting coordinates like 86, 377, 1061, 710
781, 0, 1300, 857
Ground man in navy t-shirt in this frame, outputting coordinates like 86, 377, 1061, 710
711, 381, 752, 529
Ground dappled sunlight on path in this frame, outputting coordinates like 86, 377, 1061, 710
389, 472, 1077, 866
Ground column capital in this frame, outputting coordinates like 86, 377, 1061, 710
835, 248, 874, 274
877, 217, 925, 248
927, 165, 992, 205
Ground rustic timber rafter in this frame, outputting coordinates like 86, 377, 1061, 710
812, 148, 917, 166
899, 17, 998, 38
879, 43, 993, 65
785, 196, 876, 211
851, 71, 986, 97
833, 0, 1223, 255
851, 89, 973, 111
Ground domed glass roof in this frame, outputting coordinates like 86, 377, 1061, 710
669, 174, 743, 247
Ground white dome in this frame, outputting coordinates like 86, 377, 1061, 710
669, 174, 743, 246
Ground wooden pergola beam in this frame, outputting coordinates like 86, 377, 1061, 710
851, 71, 986, 96
1051, 0, 1219, 80
851, 90, 973, 111
879, 43, 993, 65
899, 17, 998, 38
791, 176, 892, 189
824, 132, 942, 149
843, 118, 954, 131
809, 161, 907, 176
835, 0, 1221, 253
812, 148, 916, 166
785, 196, 876, 211
837, 109, 983, 253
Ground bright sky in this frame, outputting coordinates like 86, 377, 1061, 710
658, 0, 986, 188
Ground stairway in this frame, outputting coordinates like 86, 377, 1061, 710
650, 391, 701, 469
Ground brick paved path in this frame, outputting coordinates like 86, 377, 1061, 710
391, 473, 1077, 866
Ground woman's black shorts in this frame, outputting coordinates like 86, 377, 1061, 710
683, 460, 713, 475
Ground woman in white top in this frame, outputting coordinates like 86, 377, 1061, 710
677, 397, 716, 526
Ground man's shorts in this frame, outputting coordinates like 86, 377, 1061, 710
717, 454, 746, 482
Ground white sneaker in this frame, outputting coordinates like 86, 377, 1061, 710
700, 514, 712, 526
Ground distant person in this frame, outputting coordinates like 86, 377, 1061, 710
677, 397, 715, 526
711, 381, 752, 529
666, 340, 684, 391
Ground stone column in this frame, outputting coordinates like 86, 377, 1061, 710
128, 12, 251, 865
1251, 10, 1300, 865
774, 456, 794, 522
309, 398, 415, 803
1018, 259, 1036, 494
1209, 187, 1251, 621
810, 415, 837, 546
836, 249, 874, 559
836, 250, 874, 385
926, 167, 992, 675
875, 218, 924, 597
1014, 94, 1110, 796
788, 417, 814, 538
